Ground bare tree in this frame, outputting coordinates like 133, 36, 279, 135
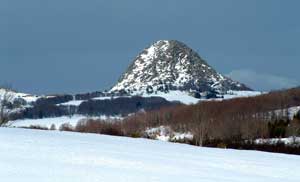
190, 105, 211, 146
287, 115, 300, 143
0, 87, 14, 126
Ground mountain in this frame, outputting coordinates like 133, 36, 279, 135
111, 40, 251, 95
0, 40, 259, 123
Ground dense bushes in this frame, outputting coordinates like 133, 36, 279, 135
13, 104, 70, 119
35, 94, 73, 106
295, 111, 300, 120
75, 120, 124, 136
8, 96, 178, 120
78, 96, 178, 116
20, 125, 49, 130
57, 114, 148, 138
59, 123, 74, 132
75, 91, 105, 100
268, 120, 289, 138
8, 94, 75, 120
227, 141, 300, 155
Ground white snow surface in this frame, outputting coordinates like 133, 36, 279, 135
145, 126, 193, 142
141, 90, 200, 104
0, 88, 40, 103
223, 90, 263, 99
58, 100, 84, 106
139, 90, 262, 105
7, 115, 122, 129
0, 127, 300, 182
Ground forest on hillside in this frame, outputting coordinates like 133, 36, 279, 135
67, 87, 300, 154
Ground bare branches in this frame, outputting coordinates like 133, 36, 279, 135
120, 87, 300, 146
0, 87, 14, 126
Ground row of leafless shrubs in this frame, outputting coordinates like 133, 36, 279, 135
75, 120, 123, 136
20, 123, 58, 131
57, 117, 147, 138
20, 125, 50, 130
59, 88, 300, 144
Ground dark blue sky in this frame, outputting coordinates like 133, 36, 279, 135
1, 0, 299, 94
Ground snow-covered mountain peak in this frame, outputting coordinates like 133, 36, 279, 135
111, 40, 251, 94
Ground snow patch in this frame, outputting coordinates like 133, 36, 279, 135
255, 137, 300, 146
146, 126, 193, 142
141, 90, 200, 104
7, 115, 122, 129
223, 90, 263, 99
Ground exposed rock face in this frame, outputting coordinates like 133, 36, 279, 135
111, 40, 251, 94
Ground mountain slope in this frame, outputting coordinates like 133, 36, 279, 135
111, 40, 250, 94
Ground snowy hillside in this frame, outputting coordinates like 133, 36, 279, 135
0, 127, 299, 182
0, 88, 39, 104
7, 115, 122, 129
138, 90, 262, 104
56, 90, 262, 106
111, 40, 250, 94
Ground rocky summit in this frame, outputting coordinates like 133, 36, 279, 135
111, 40, 250, 95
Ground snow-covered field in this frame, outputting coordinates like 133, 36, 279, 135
141, 90, 200, 104
7, 115, 122, 129
0, 127, 299, 182
222, 90, 262, 99
136, 90, 262, 105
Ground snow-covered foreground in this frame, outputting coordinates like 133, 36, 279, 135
0, 128, 299, 182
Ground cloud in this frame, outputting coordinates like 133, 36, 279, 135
226, 69, 299, 91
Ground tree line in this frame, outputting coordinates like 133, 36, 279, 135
67, 87, 300, 154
